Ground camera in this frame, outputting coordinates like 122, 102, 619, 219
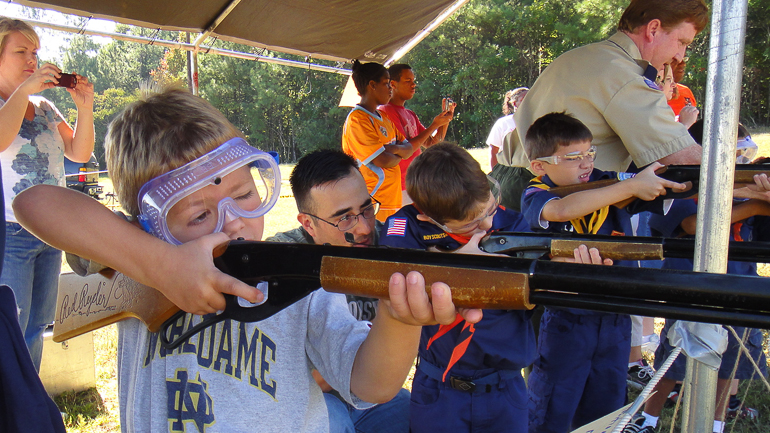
55, 73, 78, 89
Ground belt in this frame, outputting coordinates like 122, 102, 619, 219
417, 359, 520, 394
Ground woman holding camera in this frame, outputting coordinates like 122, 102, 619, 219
0, 17, 94, 371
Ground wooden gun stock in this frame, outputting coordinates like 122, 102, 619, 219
53, 241, 236, 343
53, 271, 176, 343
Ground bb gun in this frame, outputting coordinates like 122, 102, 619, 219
546, 165, 769, 198
479, 231, 770, 262
52, 241, 770, 351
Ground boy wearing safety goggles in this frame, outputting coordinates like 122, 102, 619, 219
521, 112, 686, 432
379, 142, 535, 433
13, 87, 480, 432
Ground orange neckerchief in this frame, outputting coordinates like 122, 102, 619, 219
425, 313, 477, 381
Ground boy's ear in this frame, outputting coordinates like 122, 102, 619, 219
298, 213, 316, 238
530, 160, 547, 176
415, 214, 432, 223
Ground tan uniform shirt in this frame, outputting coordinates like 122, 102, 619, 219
502, 32, 696, 172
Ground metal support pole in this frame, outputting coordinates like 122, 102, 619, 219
684, 0, 748, 431
191, 50, 199, 95
186, 32, 193, 92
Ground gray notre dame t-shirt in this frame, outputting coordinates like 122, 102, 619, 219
66, 218, 373, 432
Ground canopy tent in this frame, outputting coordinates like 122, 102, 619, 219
12, 0, 468, 67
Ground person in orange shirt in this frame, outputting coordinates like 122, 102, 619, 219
342, 60, 413, 221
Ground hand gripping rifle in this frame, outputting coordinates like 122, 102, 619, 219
479, 231, 770, 262
52, 241, 770, 350
546, 165, 768, 198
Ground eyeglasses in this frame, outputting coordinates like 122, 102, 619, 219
305, 198, 380, 232
427, 177, 501, 234
535, 146, 596, 167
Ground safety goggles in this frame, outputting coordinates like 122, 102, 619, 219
137, 137, 280, 245
535, 146, 596, 167
426, 176, 501, 234
736, 136, 758, 164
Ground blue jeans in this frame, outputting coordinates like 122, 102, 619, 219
0, 222, 62, 371
326, 388, 410, 433
635, 212, 663, 269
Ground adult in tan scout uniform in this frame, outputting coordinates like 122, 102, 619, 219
491, 0, 709, 211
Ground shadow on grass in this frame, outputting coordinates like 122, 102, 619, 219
54, 387, 107, 427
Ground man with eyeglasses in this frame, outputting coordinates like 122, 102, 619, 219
267, 149, 410, 433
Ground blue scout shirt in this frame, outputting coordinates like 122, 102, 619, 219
520, 169, 661, 237
649, 198, 770, 275
521, 168, 667, 314
380, 204, 536, 376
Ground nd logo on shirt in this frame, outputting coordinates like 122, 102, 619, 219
167, 370, 215, 432
379, 125, 388, 137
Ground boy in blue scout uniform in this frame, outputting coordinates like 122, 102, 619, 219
520, 112, 686, 432
380, 142, 535, 433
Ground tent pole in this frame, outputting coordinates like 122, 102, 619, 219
186, 32, 194, 92
191, 50, 199, 95
21, 17, 352, 75
683, 0, 748, 431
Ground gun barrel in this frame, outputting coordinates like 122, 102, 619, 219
660, 165, 769, 185
482, 232, 770, 263
530, 259, 770, 313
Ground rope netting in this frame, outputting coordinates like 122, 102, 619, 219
615, 325, 769, 433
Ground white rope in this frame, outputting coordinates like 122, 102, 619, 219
612, 347, 683, 433
666, 326, 766, 433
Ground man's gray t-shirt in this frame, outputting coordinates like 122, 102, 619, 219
267, 227, 379, 321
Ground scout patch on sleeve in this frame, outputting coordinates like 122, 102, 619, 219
386, 218, 407, 236
644, 77, 662, 90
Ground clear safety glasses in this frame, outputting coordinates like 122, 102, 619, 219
736, 136, 758, 164
536, 146, 597, 167
137, 137, 280, 245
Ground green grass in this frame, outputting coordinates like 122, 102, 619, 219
55, 136, 770, 432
